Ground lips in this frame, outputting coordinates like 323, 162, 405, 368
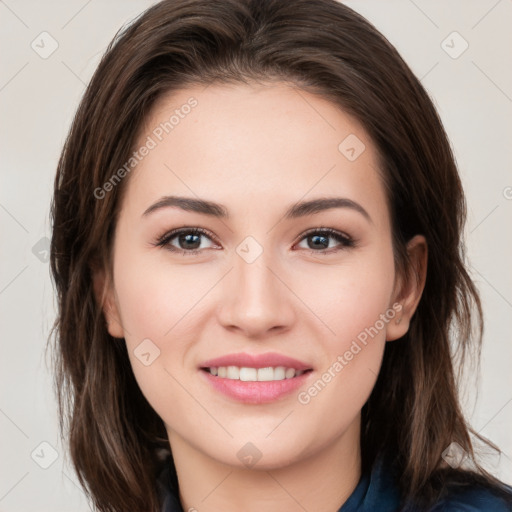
199, 352, 314, 404
200, 352, 313, 371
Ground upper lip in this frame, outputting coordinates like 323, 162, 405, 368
200, 352, 313, 371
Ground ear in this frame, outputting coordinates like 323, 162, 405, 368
386, 234, 428, 342
91, 264, 125, 339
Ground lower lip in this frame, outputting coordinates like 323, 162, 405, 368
199, 369, 313, 404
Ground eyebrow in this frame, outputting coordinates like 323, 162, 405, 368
142, 195, 372, 223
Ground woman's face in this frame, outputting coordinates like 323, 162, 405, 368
99, 82, 420, 469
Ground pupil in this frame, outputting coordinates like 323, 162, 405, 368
180, 233, 200, 249
310, 234, 328, 249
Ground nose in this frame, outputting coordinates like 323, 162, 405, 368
216, 248, 296, 338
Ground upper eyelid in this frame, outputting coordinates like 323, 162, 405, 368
156, 227, 221, 251
157, 226, 216, 241
297, 227, 352, 240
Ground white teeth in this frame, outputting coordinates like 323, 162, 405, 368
239, 367, 257, 381
227, 366, 239, 379
257, 367, 274, 381
207, 366, 307, 381
274, 366, 285, 380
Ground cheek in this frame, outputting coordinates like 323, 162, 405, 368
112, 247, 217, 402
298, 242, 396, 401
298, 245, 396, 347
113, 247, 206, 344
295, 254, 395, 436
111, 250, 201, 416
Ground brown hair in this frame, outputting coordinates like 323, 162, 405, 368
48, 0, 512, 510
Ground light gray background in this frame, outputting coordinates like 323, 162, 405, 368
1, 0, 511, 510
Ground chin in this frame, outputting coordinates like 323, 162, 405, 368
205, 435, 312, 471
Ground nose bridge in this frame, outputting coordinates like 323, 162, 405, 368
218, 239, 294, 335
236, 247, 278, 303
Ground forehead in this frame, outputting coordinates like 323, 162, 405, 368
122, 82, 389, 226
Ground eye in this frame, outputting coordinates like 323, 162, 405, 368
154, 226, 355, 256
154, 227, 219, 255
295, 228, 355, 255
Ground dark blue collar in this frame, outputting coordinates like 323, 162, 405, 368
337, 453, 401, 512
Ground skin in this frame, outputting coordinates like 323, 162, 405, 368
94, 82, 427, 512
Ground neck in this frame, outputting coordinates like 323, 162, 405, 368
167, 416, 362, 512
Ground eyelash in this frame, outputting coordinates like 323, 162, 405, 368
154, 226, 356, 257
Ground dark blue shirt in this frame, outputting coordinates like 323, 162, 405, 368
157, 452, 512, 511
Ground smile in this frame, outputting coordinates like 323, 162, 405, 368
202, 366, 310, 381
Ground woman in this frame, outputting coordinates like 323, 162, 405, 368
49, 0, 512, 511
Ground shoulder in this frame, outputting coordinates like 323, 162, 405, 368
427, 482, 512, 512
